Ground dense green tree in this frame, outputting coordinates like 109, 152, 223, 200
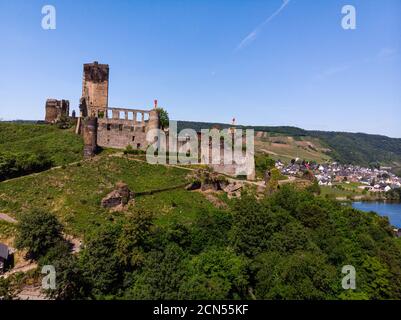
156, 108, 169, 130
359, 256, 392, 299
0, 277, 18, 300
270, 184, 313, 215
15, 209, 64, 260
386, 188, 401, 201
265, 168, 281, 194
116, 210, 153, 268
253, 251, 337, 300
56, 114, 73, 129
127, 244, 187, 300
229, 186, 401, 300
45, 254, 91, 300
0, 151, 53, 181
79, 224, 123, 296
267, 221, 317, 254
295, 201, 328, 229
189, 210, 232, 254
38, 238, 72, 266
306, 180, 321, 195
229, 194, 277, 258
255, 154, 275, 178
179, 248, 248, 299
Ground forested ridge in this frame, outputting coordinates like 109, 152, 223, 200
178, 121, 401, 171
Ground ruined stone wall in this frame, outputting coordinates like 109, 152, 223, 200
82, 62, 109, 117
97, 107, 159, 150
45, 99, 70, 123
174, 132, 256, 180
82, 117, 98, 158
203, 137, 255, 180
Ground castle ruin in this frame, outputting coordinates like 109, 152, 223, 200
44, 61, 255, 179
45, 99, 70, 124
76, 61, 159, 157
81, 62, 109, 117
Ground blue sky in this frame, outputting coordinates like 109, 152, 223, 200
0, 0, 400, 137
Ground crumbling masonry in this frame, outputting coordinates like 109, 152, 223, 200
76, 62, 159, 157
44, 61, 254, 180
45, 99, 70, 124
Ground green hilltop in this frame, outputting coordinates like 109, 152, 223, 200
1, 122, 401, 300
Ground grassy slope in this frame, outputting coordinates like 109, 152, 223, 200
0, 122, 83, 166
0, 156, 220, 236
255, 134, 331, 163
0, 220, 16, 242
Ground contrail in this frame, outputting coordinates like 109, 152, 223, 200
236, 0, 291, 51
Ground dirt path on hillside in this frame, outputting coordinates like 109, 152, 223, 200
118, 154, 273, 189
2, 261, 38, 279
260, 148, 279, 156
64, 234, 82, 254
17, 285, 47, 300
0, 213, 17, 224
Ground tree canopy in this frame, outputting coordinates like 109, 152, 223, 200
157, 108, 169, 130
14, 187, 401, 300
15, 209, 64, 260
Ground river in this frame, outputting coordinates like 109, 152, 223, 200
352, 202, 401, 228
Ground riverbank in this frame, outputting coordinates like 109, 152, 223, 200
352, 201, 401, 228
320, 185, 400, 202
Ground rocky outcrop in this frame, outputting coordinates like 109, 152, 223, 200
201, 178, 226, 192
101, 182, 134, 211
185, 180, 202, 191
223, 182, 243, 199
186, 169, 229, 192
186, 169, 245, 198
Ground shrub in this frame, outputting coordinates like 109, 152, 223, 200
156, 108, 169, 130
255, 154, 276, 178
124, 145, 145, 155
56, 114, 73, 129
0, 151, 53, 181
15, 209, 64, 260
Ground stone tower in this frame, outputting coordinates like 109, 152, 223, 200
148, 109, 160, 131
45, 99, 70, 123
82, 117, 98, 158
76, 61, 162, 157
81, 61, 109, 117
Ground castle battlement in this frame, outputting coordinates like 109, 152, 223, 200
77, 62, 159, 157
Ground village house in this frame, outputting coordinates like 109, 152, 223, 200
277, 160, 401, 191
0, 243, 9, 273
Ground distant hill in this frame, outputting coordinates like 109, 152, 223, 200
177, 121, 308, 136
2, 120, 401, 176
177, 121, 401, 174
308, 131, 401, 168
